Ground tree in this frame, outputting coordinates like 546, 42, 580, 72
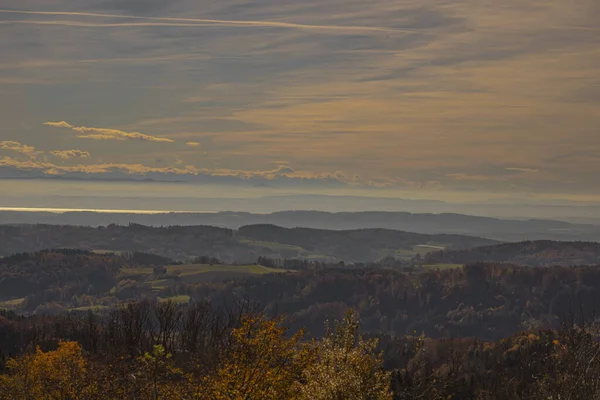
136, 345, 189, 400
0, 341, 93, 400
206, 315, 312, 399
298, 310, 392, 400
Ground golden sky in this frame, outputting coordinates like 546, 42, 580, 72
0, 0, 599, 201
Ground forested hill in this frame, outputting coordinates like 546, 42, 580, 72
0, 224, 498, 263
3, 249, 600, 342
424, 240, 600, 267
236, 224, 497, 261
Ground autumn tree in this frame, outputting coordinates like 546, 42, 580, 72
0, 341, 93, 400
298, 310, 392, 400
136, 345, 190, 400
205, 315, 312, 400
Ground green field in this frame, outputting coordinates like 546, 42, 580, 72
395, 244, 447, 260
239, 238, 333, 260
158, 295, 190, 303
126, 264, 283, 296
70, 305, 109, 312
121, 264, 285, 277
119, 264, 287, 292
0, 297, 25, 310
92, 249, 122, 255
421, 264, 464, 270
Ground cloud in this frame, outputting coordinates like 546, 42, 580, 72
185, 142, 201, 147
505, 167, 539, 173
50, 149, 91, 159
0, 9, 419, 34
0, 156, 348, 187
0, 141, 42, 158
444, 173, 493, 182
1, 140, 91, 161
44, 121, 174, 142
94, 0, 170, 14
1, 1, 599, 199
44, 121, 73, 129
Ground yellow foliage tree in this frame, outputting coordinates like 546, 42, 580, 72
0, 341, 93, 400
205, 315, 312, 400
297, 310, 392, 400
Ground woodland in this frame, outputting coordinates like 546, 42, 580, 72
2, 227, 600, 398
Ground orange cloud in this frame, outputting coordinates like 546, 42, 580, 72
186, 142, 201, 147
50, 150, 91, 159
0, 141, 42, 158
44, 121, 174, 142
44, 121, 73, 128
0, 156, 346, 183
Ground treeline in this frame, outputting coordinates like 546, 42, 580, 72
0, 302, 391, 399
0, 224, 243, 262
380, 319, 600, 399
237, 224, 496, 261
178, 263, 600, 340
0, 223, 497, 262
5, 250, 600, 341
0, 250, 215, 314
2, 301, 600, 399
424, 240, 600, 267
0, 250, 170, 313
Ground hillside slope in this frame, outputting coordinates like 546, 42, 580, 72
424, 240, 600, 267
0, 223, 498, 262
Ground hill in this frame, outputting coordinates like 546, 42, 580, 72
0, 223, 498, 263
3, 209, 600, 241
0, 250, 286, 313
4, 250, 600, 342
423, 240, 600, 267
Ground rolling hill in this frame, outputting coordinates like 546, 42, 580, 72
0, 223, 498, 263
423, 240, 600, 267
3, 209, 600, 242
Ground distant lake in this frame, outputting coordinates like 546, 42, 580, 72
0, 207, 207, 214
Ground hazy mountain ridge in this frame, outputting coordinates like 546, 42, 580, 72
0, 223, 498, 263
2, 209, 600, 242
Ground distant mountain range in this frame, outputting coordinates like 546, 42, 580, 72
3, 192, 600, 221
2, 209, 600, 242
0, 223, 498, 263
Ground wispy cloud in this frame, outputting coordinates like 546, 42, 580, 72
0, 9, 419, 34
185, 142, 201, 147
50, 149, 91, 159
444, 173, 493, 182
1, 1, 599, 198
44, 121, 174, 142
0, 20, 229, 28
505, 167, 539, 173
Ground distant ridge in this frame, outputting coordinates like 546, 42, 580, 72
1, 209, 600, 242
0, 223, 498, 263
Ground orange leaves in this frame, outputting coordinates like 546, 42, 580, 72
0, 312, 393, 399
1, 341, 92, 400
206, 315, 312, 400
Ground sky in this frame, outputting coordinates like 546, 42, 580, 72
0, 0, 599, 205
